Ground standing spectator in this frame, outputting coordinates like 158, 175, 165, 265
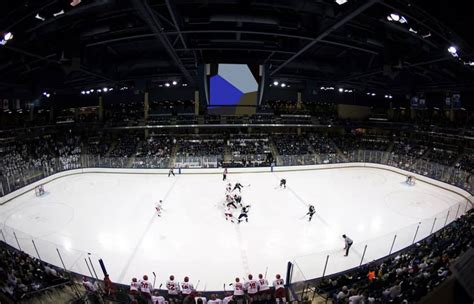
82, 276, 96, 293
273, 274, 286, 303
343, 234, 353, 256
103, 274, 114, 296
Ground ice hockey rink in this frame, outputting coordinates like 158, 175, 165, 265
0, 166, 471, 291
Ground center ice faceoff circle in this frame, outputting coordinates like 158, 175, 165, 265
0, 166, 466, 291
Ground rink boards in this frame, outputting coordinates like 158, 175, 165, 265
0, 163, 472, 291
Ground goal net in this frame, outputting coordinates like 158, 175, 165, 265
34, 185, 45, 196
406, 176, 416, 185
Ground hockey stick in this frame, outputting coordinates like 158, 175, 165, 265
152, 272, 156, 289
195, 280, 201, 290
223, 283, 226, 292
264, 267, 268, 279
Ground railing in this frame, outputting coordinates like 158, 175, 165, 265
0, 150, 472, 196
288, 199, 471, 300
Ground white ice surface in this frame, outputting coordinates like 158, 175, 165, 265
0, 168, 469, 290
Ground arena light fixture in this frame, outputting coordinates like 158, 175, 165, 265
35, 14, 46, 21
165, 83, 170, 87
81, 91, 85, 95
338, 88, 344, 93
90, 89, 94, 93
335, 0, 348, 5
53, 10, 65, 17
4, 32, 13, 41
103, 87, 108, 92
97, 89, 102, 93
0, 32, 13, 45
273, 81, 279, 86
448, 46, 458, 57
422, 32, 431, 39
182, 83, 188, 87
390, 14, 400, 22
172, 81, 178, 86
86, 90, 91, 95
281, 83, 286, 88
371, 93, 376, 96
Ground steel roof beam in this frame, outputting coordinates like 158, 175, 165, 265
270, 0, 378, 76
131, 0, 195, 85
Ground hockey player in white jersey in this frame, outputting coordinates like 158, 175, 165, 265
222, 293, 233, 304
155, 200, 163, 217
244, 274, 260, 302
139, 275, 153, 301
207, 294, 222, 304
151, 290, 166, 304
166, 275, 180, 302
233, 277, 245, 302
225, 183, 232, 194
180, 276, 194, 297
273, 274, 286, 303
257, 273, 270, 301
224, 206, 235, 223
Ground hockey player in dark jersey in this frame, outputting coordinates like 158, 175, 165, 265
280, 178, 286, 189
307, 205, 316, 222
233, 182, 244, 192
238, 205, 251, 223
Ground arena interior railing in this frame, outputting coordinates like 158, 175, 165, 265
0, 150, 472, 299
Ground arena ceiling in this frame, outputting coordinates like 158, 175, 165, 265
1, 0, 474, 96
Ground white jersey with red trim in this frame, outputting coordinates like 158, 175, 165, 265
139, 280, 152, 294
181, 282, 194, 295
273, 278, 285, 290
223, 296, 233, 304
258, 278, 269, 291
244, 279, 260, 294
166, 280, 180, 295
129, 281, 140, 293
233, 282, 244, 296
151, 295, 166, 304
195, 297, 207, 303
